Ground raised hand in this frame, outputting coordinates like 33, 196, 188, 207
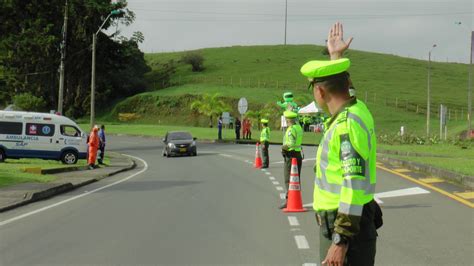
327, 22, 353, 60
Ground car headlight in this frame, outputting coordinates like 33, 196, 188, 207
168, 143, 176, 149
191, 141, 196, 146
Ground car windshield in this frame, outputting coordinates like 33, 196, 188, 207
168, 132, 192, 141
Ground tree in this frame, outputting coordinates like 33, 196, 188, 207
190, 93, 229, 127
181, 53, 205, 72
13, 93, 46, 111
246, 103, 275, 130
0, 0, 150, 118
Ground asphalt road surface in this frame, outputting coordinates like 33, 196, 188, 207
0, 135, 473, 265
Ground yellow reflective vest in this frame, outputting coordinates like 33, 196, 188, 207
260, 127, 270, 142
313, 98, 376, 234
284, 124, 303, 152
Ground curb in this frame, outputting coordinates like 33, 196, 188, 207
378, 149, 451, 158
377, 153, 474, 189
0, 156, 137, 213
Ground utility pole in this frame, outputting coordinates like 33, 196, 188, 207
284, 0, 288, 45
468, 31, 473, 135
427, 44, 437, 137
57, 0, 68, 115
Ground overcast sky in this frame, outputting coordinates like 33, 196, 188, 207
116, 0, 473, 63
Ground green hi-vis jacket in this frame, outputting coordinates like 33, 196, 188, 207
284, 124, 303, 152
260, 127, 270, 142
313, 97, 376, 238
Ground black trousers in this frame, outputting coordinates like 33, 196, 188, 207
261, 141, 269, 167
98, 145, 105, 164
283, 151, 302, 196
316, 200, 379, 265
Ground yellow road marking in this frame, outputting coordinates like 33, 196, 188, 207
454, 191, 474, 200
377, 165, 474, 208
419, 177, 445, 184
393, 168, 411, 173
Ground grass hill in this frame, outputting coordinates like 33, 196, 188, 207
103, 45, 470, 137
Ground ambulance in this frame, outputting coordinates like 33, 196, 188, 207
0, 111, 87, 164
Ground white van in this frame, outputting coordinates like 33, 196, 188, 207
0, 111, 87, 164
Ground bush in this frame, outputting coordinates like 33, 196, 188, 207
13, 93, 46, 111
181, 53, 205, 72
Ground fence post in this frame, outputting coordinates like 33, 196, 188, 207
395, 98, 398, 108
455, 109, 458, 121
416, 105, 419, 113
365, 91, 368, 103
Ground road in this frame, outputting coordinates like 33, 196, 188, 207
0, 135, 473, 265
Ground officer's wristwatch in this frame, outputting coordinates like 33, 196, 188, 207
332, 233, 348, 246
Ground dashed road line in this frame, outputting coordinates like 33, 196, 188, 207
269, 176, 276, 180
276, 186, 284, 191
454, 191, 474, 200
302, 263, 318, 266
419, 177, 445, 183
393, 168, 411, 173
288, 216, 300, 226
377, 165, 474, 208
280, 193, 286, 199
294, 235, 310, 249
265, 172, 271, 175
272, 181, 280, 185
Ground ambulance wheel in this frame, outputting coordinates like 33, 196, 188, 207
61, 150, 78, 165
0, 149, 5, 162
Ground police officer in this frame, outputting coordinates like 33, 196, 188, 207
301, 22, 380, 266
260, 118, 270, 168
279, 110, 303, 209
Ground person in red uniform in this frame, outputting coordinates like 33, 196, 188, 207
87, 126, 100, 170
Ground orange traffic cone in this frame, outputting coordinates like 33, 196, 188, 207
283, 158, 307, 212
254, 142, 263, 169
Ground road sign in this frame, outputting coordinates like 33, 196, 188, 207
238, 97, 248, 115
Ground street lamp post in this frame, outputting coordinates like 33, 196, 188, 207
427, 44, 437, 137
455, 21, 473, 137
284, 0, 288, 45
90, 10, 122, 129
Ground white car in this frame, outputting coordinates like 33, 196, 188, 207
0, 111, 87, 164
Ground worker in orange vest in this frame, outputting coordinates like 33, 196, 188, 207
87, 126, 100, 170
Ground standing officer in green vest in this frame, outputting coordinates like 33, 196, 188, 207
301, 22, 381, 265
279, 110, 304, 209
260, 118, 271, 168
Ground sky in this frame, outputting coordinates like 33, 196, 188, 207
115, 0, 473, 63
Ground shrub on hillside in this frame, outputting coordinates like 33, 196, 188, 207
181, 53, 205, 72
13, 93, 46, 112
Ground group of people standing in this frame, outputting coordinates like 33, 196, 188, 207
233, 117, 252, 140
87, 125, 106, 170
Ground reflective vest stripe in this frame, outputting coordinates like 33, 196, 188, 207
316, 125, 340, 194
338, 201, 364, 215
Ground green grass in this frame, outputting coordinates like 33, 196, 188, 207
384, 154, 474, 177
79, 123, 322, 145
0, 159, 76, 188
379, 143, 474, 158
146, 45, 469, 110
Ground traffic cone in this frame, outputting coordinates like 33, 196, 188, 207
254, 142, 263, 169
283, 158, 307, 212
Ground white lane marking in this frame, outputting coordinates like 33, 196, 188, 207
272, 181, 280, 185
0, 155, 148, 227
245, 160, 250, 163
288, 216, 300, 226
302, 187, 430, 208
302, 263, 318, 266
280, 193, 286, 199
375, 187, 430, 199
272, 160, 284, 164
295, 235, 310, 249
261, 169, 267, 172
269, 176, 276, 180
276, 186, 284, 191
219, 153, 233, 158
265, 172, 271, 175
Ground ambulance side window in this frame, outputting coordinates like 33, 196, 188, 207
25, 123, 55, 137
0, 122, 22, 135
61, 125, 81, 137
